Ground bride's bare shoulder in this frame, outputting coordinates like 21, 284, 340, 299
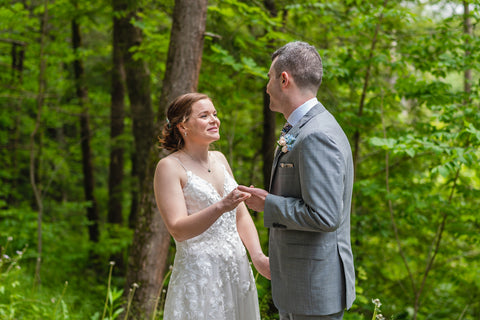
210, 150, 227, 163
210, 150, 233, 174
155, 152, 185, 179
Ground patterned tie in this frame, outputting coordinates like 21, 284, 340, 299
280, 122, 293, 137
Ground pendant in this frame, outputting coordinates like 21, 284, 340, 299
208, 169, 211, 173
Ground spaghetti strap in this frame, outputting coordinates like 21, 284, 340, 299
171, 156, 187, 172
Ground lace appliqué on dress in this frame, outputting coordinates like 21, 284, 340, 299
163, 166, 260, 320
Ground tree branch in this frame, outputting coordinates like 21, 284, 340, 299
30, 0, 49, 288
381, 92, 417, 294
413, 167, 461, 318
352, 0, 388, 182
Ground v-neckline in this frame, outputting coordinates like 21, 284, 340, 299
185, 165, 227, 198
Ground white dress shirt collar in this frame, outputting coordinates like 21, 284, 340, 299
287, 97, 319, 127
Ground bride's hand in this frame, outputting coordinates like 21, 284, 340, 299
251, 253, 270, 280
219, 188, 251, 213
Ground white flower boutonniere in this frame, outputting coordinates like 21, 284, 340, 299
277, 134, 296, 153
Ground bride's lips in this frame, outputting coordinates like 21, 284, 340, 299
207, 127, 218, 132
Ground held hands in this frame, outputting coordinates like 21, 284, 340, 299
219, 188, 251, 213
236, 185, 269, 212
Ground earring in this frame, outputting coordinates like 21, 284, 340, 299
184, 132, 187, 137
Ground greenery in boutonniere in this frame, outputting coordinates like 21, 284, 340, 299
277, 134, 296, 153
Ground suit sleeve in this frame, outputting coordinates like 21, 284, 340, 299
264, 131, 346, 232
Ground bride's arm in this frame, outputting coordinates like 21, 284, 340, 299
236, 203, 271, 280
213, 151, 270, 280
154, 157, 249, 242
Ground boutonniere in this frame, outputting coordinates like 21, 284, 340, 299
277, 134, 296, 153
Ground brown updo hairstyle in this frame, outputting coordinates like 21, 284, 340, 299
159, 92, 210, 151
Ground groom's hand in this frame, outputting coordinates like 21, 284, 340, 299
237, 185, 268, 212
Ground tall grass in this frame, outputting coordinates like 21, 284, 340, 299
0, 236, 173, 320
0, 237, 132, 320
1, 237, 386, 319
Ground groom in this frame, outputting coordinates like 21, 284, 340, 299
238, 41, 355, 320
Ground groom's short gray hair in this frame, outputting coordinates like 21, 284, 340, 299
272, 41, 323, 92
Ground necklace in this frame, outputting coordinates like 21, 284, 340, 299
182, 150, 212, 173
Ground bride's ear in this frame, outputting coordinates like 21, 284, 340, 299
177, 123, 188, 136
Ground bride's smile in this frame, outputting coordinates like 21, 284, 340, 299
180, 98, 221, 143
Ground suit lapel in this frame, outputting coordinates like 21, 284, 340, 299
269, 103, 326, 191
269, 147, 282, 190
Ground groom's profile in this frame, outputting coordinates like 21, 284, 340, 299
239, 41, 355, 320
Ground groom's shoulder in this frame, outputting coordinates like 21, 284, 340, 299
303, 108, 335, 131
303, 110, 348, 142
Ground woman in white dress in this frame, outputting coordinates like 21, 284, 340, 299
154, 93, 270, 320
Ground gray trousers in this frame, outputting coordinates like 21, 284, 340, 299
279, 309, 344, 320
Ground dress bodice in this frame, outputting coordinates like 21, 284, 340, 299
180, 165, 240, 245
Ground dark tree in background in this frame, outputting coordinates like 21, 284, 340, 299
108, 0, 127, 227
261, 0, 279, 189
72, 17, 100, 245
107, 0, 128, 271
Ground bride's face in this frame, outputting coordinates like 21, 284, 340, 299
183, 99, 221, 143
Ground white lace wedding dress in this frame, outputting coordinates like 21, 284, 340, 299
163, 165, 261, 320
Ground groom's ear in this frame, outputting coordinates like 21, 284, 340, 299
281, 71, 289, 87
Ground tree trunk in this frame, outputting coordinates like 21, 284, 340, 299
157, 0, 208, 115
262, 0, 278, 190
121, 2, 155, 230
120, 1, 157, 318
10, 40, 25, 205
11, 42, 25, 84
128, 153, 139, 228
262, 87, 276, 189
107, 0, 128, 272
72, 19, 100, 244
124, 0, 208, 318
108, 0, 128, 225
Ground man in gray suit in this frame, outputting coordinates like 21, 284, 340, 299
238, 41, 355, 320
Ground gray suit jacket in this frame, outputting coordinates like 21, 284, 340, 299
265, 103, 355, 315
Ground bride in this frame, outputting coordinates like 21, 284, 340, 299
154, 92, 270, 320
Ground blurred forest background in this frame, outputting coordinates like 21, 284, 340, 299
0, 0, 479, 319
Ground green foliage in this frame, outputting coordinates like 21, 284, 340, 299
0, 239, 71, 319
97, 263, 125, 320
1, 0, 479, 319
0, 239, 132, 320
